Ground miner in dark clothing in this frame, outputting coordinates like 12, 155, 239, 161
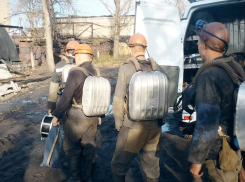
51, 44, 97, 182
47, 40, 79, 114
188, 22, 243, 181
111, 33, 167, 182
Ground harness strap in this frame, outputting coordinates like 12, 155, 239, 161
124, 57, 158, 115
69, 67, 89, 77
127, 57, 142, 71
93, 67, 100, 76
72, 98, 83, 111
126, 57, 157, 72
62, 56, 70, 64
70, 66, 101, 111
123, 101, 129, 114
148, 57, 158, 71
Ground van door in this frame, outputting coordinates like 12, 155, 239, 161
135, 1, 184, 107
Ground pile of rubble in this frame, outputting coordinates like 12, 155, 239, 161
0, 63, 51, 96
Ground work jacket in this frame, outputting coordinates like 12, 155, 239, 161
52, 61, 96, 120
188, 56, 241, 164
113, 58, 167, 130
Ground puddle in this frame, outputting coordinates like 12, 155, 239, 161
39, 97, 47, 102
22, 100, 36, 104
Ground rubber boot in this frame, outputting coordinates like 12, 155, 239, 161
112, 174, 125, 182
63, 157, 81, 182
83, 160, 96, 182
146, 177, 158, 182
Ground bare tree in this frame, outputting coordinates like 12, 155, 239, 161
41, 0, 55, 72
41, 0, 76, 72
100, 0, 134, 59
10, 0, 43, 36
47, 0, 77, 37
162, 0, 189, 17
11, 0, 76, 71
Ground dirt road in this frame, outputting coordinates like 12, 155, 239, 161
0, 66, 177, 182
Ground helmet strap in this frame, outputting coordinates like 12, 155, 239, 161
146, 49, 150, 58
201, 28, 228, 55
195, 20, 228, 54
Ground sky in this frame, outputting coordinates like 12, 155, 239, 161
10, 0, 168, 27
74, 0, 161, 16
10, 0, 125, 27
75, 0, 111, 16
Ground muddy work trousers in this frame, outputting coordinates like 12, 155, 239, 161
162, 133, 242, 182
111, 126, 161, 181
204, 152, 242, 182
63, 107, 97, 162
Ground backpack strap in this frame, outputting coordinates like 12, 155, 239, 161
69, 67, 89, 109
127, 57, 142, 71
69, 67, 89, 77
148, 57, 158, 71
70, 66, 101, 110
126, 57, 158, 72
62, 56, 70, 64
93, 66, 101, 76
70, 66, 100, 77
72, 98, 83, 111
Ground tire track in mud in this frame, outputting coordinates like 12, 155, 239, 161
0, 79, 50, 182
0, 68, 179, 182
0, 129, 35, 182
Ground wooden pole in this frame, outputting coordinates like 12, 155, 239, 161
30, 47, 35, 69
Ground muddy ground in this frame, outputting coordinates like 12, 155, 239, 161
0, 64, 179, 182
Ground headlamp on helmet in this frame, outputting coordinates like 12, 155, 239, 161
195, 20, 229, 54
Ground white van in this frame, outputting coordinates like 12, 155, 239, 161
135, 0, 245, 123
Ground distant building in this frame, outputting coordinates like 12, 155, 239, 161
0, 0, 10, 25
56, 15, 134, 41
56, 15, 135, 55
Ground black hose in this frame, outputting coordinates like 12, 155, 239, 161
0, 59, 27, 76
231, 61, 245, 80
193, 60, 240, 87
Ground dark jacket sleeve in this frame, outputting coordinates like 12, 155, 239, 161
112, 65, 127, 129
188, 71, 222, 164
47, 68, 61, 110
52, 72, 76, 119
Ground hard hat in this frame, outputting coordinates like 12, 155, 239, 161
195, 20, 229, 54
73, 44, 93, 56
128, 33, 147, 48
66, 40, 79, 50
